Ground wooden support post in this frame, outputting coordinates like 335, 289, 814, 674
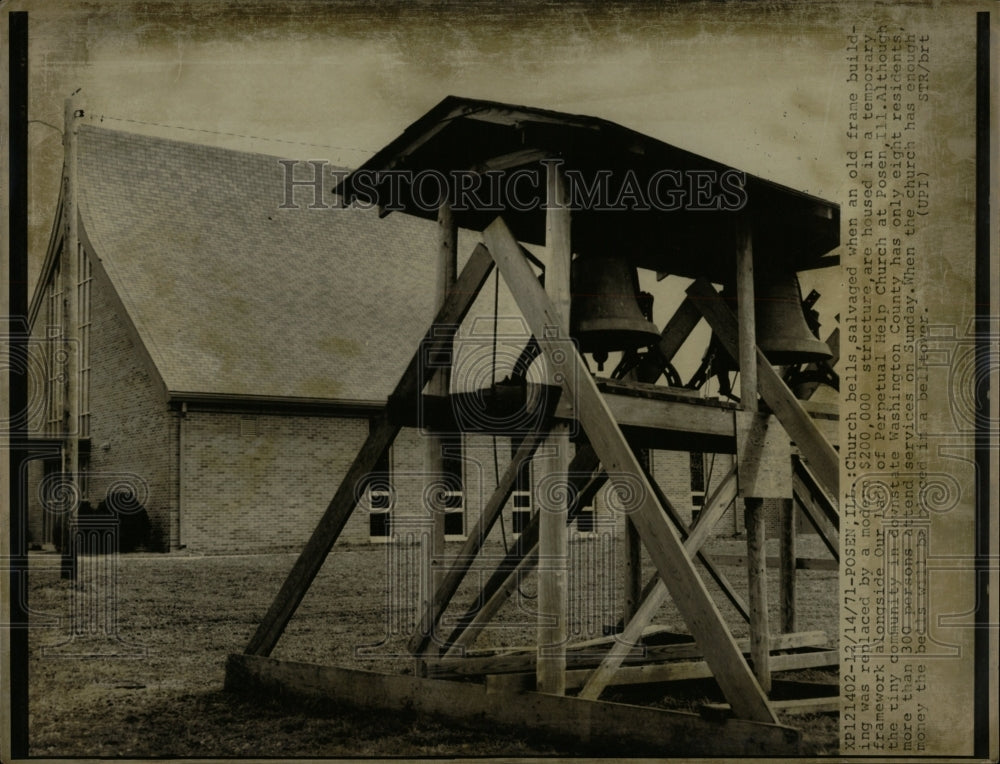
536, 160, 571, 695
744, 497, 769, 692
484, 217, 778, 724
735, 225, 758, 410
624, 517, 642, 623
624, 413, 647, 623
779, 497, 797, 633
244, 246, 494, 657
420, 198, 458, 664
735, 220, 771, 694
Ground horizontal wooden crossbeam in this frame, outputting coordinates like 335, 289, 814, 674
702, 696, 840, 717
485, 647, 839, 694
429, 630, 829, 678
391, 382, 838, 449
707, 555, 838, 571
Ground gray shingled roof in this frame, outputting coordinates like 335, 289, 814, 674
77, 125, 443, 402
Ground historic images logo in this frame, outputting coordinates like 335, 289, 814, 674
277, 159, 748, 214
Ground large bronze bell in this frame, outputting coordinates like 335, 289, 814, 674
570, 255, 661, 366
754, 273, 833, 364
714, 272, 832, 369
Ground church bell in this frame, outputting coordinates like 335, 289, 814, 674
570, 255, 661, 368
714, 272, 832, 369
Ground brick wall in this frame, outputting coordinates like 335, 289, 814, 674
86, 262, 178, 550
178, 423, 529, 553
181, 411, 367, 552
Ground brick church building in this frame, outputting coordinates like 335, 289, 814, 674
26, 124, 710, 554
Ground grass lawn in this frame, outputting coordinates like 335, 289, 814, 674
28, 533, 839, 757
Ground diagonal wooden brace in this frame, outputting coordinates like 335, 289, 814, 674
686, 278, 839, 500
793, 458, 840, 561
484, 217, 778, 724
627, 467, 740, 614
636, 296, 704, 384
244, 245, 495, 657
683, 466, 738, 558
409, 422, 552, 656
580, 467, 746, 701
439, 444, 600, 656
623, 465, 748, 624
647, 468, 749, 621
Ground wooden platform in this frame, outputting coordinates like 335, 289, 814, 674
390, 378, 839, 452
225, 653, 804, 757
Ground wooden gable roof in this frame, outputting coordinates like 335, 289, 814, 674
336, 95, 840, 279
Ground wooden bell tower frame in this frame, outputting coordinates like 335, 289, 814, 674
226, 97, 842, 756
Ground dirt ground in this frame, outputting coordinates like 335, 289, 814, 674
27, 533, 839, 758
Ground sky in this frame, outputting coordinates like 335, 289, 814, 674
6, 0, 982, 383
9, 0, 870, 383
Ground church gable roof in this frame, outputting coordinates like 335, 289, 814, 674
75, 125, 440, 403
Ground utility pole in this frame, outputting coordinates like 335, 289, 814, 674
60, 94, 81, 579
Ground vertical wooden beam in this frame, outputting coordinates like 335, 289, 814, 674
744, 498, 769, 691
624, 516, 642, 622
779, 496, 796, 633
735, 223, 758, 410
60, 95, 80, 579
735, 219, 770, 693
623, 379, 646, 622
537, 160, 571, 695
421, 198, 458, 659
